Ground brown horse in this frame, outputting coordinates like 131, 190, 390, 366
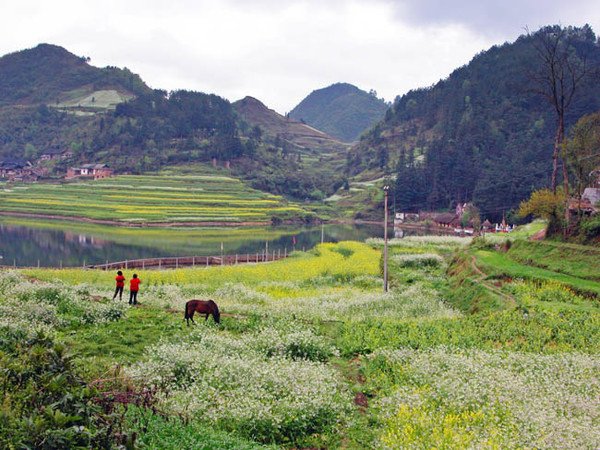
184, 299, 220, 325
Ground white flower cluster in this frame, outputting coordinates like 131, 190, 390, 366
371, 347, 600, 449
0, 271, 125, 333
367, 236, 472, 248
203, 282, 460, 322
127, 325, 349, 442
140, 283, 189, 309
215, 283, 271, 305
247, 322, 339, 362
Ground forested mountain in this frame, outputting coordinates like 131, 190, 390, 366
232, 96, 349, 200
0, 43, 245, 172
0, 43, 148, 106
348, 25, 600, 220
289, 83, 388, 142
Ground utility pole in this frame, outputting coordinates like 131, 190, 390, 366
383, 185, 389, 292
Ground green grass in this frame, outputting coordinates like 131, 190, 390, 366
445, 251, 508, 314
58, 306, 190, 372
55, 89, 133, 110
507, 239, 600, 281
0, 174, 307, 224
475, 249, 600, 296
125, 407, 277, 449
482, 219, 547, 242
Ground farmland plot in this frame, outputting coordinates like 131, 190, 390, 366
0, 174, 306, 224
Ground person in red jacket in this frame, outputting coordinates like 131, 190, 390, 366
129, 274, 141, 305
112, 270, 125, 300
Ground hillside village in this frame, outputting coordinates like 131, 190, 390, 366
0, 151, 112, 182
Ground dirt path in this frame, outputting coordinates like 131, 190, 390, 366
470, 255, 516, 307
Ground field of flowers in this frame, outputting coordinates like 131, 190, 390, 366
0, 174, 307, 223
1, 236, 599, 448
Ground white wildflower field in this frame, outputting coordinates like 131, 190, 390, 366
128, 325, 349, 442
2, 238, 599, 448
369, 348, 600, 449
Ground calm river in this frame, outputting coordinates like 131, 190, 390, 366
0, 219, 393, 267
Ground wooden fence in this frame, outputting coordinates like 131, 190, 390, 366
88, 250, 288, 270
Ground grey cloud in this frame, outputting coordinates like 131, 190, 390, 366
387, 0, 598, 37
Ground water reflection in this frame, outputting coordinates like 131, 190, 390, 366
0, 221, 384, 267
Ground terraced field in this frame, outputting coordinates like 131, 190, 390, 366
0, 175, 307, 224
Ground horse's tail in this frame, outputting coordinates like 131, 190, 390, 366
184, 301, 190, 320
209, 300, 220, 323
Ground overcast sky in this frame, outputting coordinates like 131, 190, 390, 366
1, 0, 599, 113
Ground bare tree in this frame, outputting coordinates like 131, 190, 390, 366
528, 25, 592, 195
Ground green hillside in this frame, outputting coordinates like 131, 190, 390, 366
289, 83, 388, 142
0, 43, 148, 107
233, 96, 349, 200
348, 25, 600, 220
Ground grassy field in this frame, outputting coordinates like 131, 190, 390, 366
55, 89, 134, 110
506, 238, 600, 281
475, 249, 600, 296
0, 174, 308, 224
1, 233, 599, 448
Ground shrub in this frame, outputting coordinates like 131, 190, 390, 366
580, 215, 600, 241
393, 253, 444, 268
0, 331, 115, 449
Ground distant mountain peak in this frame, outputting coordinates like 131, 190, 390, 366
30, 43, 79, 55
233, 95, 349, 152
236, 96, 271, 110
310, 82, 362, 95
238, 95, 264, 104
289, 82, 388, 142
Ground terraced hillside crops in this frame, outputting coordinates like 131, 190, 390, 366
0, 175, 308, 224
